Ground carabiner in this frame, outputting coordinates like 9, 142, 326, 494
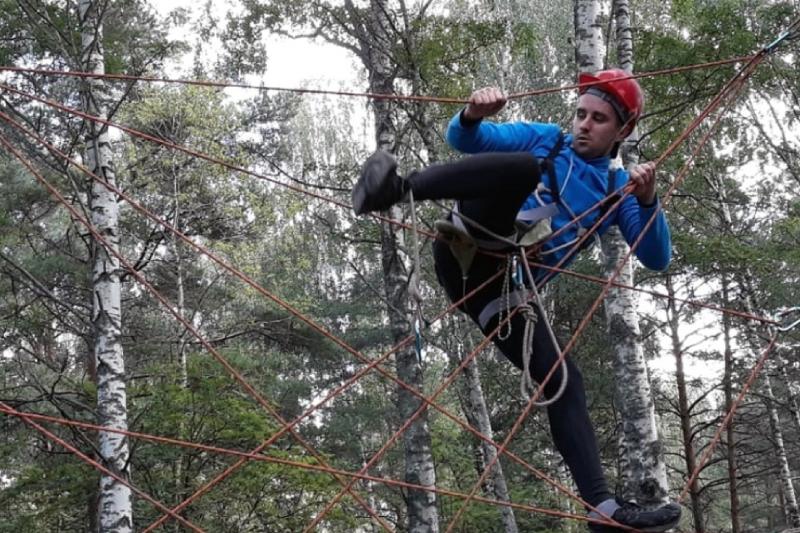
774, 307, 800, 332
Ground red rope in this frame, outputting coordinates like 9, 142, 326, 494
0, 131, 395, 532
0, 54, 754, 104
0, 406, 616, 528
678, 334, 780, 502
443, 45, 770, 533
0, 64, 776, 528
0, 80, 613, 257
530, 261, 778, 326
3, 78, 774, 329
0, 400, 207, 533
0, 110, 601, 530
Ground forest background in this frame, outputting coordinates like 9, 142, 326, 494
0, 0, 799, 532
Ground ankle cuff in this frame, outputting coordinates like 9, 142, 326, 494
588, 498, 620, 519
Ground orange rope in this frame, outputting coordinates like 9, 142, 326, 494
0, 54, 755, 104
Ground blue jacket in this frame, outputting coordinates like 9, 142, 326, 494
445, 112, 671, 274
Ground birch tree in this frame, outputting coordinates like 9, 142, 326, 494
366, 1, 440, 526
574, 0, 668, 505
764, 371, 800, 527
79, 0, 132, 530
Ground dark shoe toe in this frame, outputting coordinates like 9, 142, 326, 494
352, 151, 400, 215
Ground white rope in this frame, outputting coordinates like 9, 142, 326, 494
427, 199, 570, 405
518, 249, 569, 407
497, 255, 515, 341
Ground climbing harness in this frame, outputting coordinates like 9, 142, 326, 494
430, 133, 589, 405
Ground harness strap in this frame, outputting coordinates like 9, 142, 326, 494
541, 132, 564, 205
516, 203, 559, 225
598, 168, 621, 219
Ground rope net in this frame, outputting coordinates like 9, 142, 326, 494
0, 20, 798, 531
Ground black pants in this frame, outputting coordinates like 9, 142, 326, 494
410, 152, 611, 507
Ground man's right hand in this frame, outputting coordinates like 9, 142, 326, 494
463, 87, 507, 121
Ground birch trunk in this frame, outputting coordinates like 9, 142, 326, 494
575, 0, 669, 504
779, 364, 800, 434
602, 229, 668, 503
665, 276, 704, 531
721, 280, 742, 533
367, 0, 438, 529
735, 282, 799, 530
573, 0, 604, 71
446, 319, 518, 533
764, 372, 800, 527
80, 1, 132, 531
171, 171, 189, 514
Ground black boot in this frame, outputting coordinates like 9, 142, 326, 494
587, 499, 682, 532
352, 151, 408, 215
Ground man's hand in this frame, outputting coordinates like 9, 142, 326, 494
463, 87, 507, 121
629, 161, 657, 206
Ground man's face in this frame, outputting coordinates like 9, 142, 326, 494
571, 93, 628, 159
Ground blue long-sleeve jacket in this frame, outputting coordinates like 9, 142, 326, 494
445, 112, 671, 274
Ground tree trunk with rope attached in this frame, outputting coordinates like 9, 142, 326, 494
409, 42, 515, 528
575, 0, 669, 505
665, 275, 705, 532
366, 0, 439, 530
79, 0, 133, 531
763, 371, 800, 527
446, 318, 518, 533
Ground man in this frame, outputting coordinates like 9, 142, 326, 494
352, 69, 681, 532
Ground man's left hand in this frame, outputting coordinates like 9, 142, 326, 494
629, 161, 657, 206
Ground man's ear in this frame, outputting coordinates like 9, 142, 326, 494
617, 121, 634, 141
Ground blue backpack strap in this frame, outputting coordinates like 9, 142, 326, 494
542, 132, 564, 204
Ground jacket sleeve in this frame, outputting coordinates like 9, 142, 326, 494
445, 110, 559, 154
615, 195, 672, 271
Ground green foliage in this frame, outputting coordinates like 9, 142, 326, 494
406, 17, 509, 98
4, 0, 800, 530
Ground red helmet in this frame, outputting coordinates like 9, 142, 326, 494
578, 69, 644, 125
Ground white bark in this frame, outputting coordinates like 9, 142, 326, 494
779, 364, 800, 434
764, 372, 800, 527
574, 0, 604, 71
80, 0, 132, 531
575, 0, 669, 504
367, 0, 439, 530
602, 231, 668, 503
171, 172, 188, 505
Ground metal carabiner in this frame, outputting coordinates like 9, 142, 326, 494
511, 254, 525, 288
774, 307, 800, 332
413, 316, 423, 364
